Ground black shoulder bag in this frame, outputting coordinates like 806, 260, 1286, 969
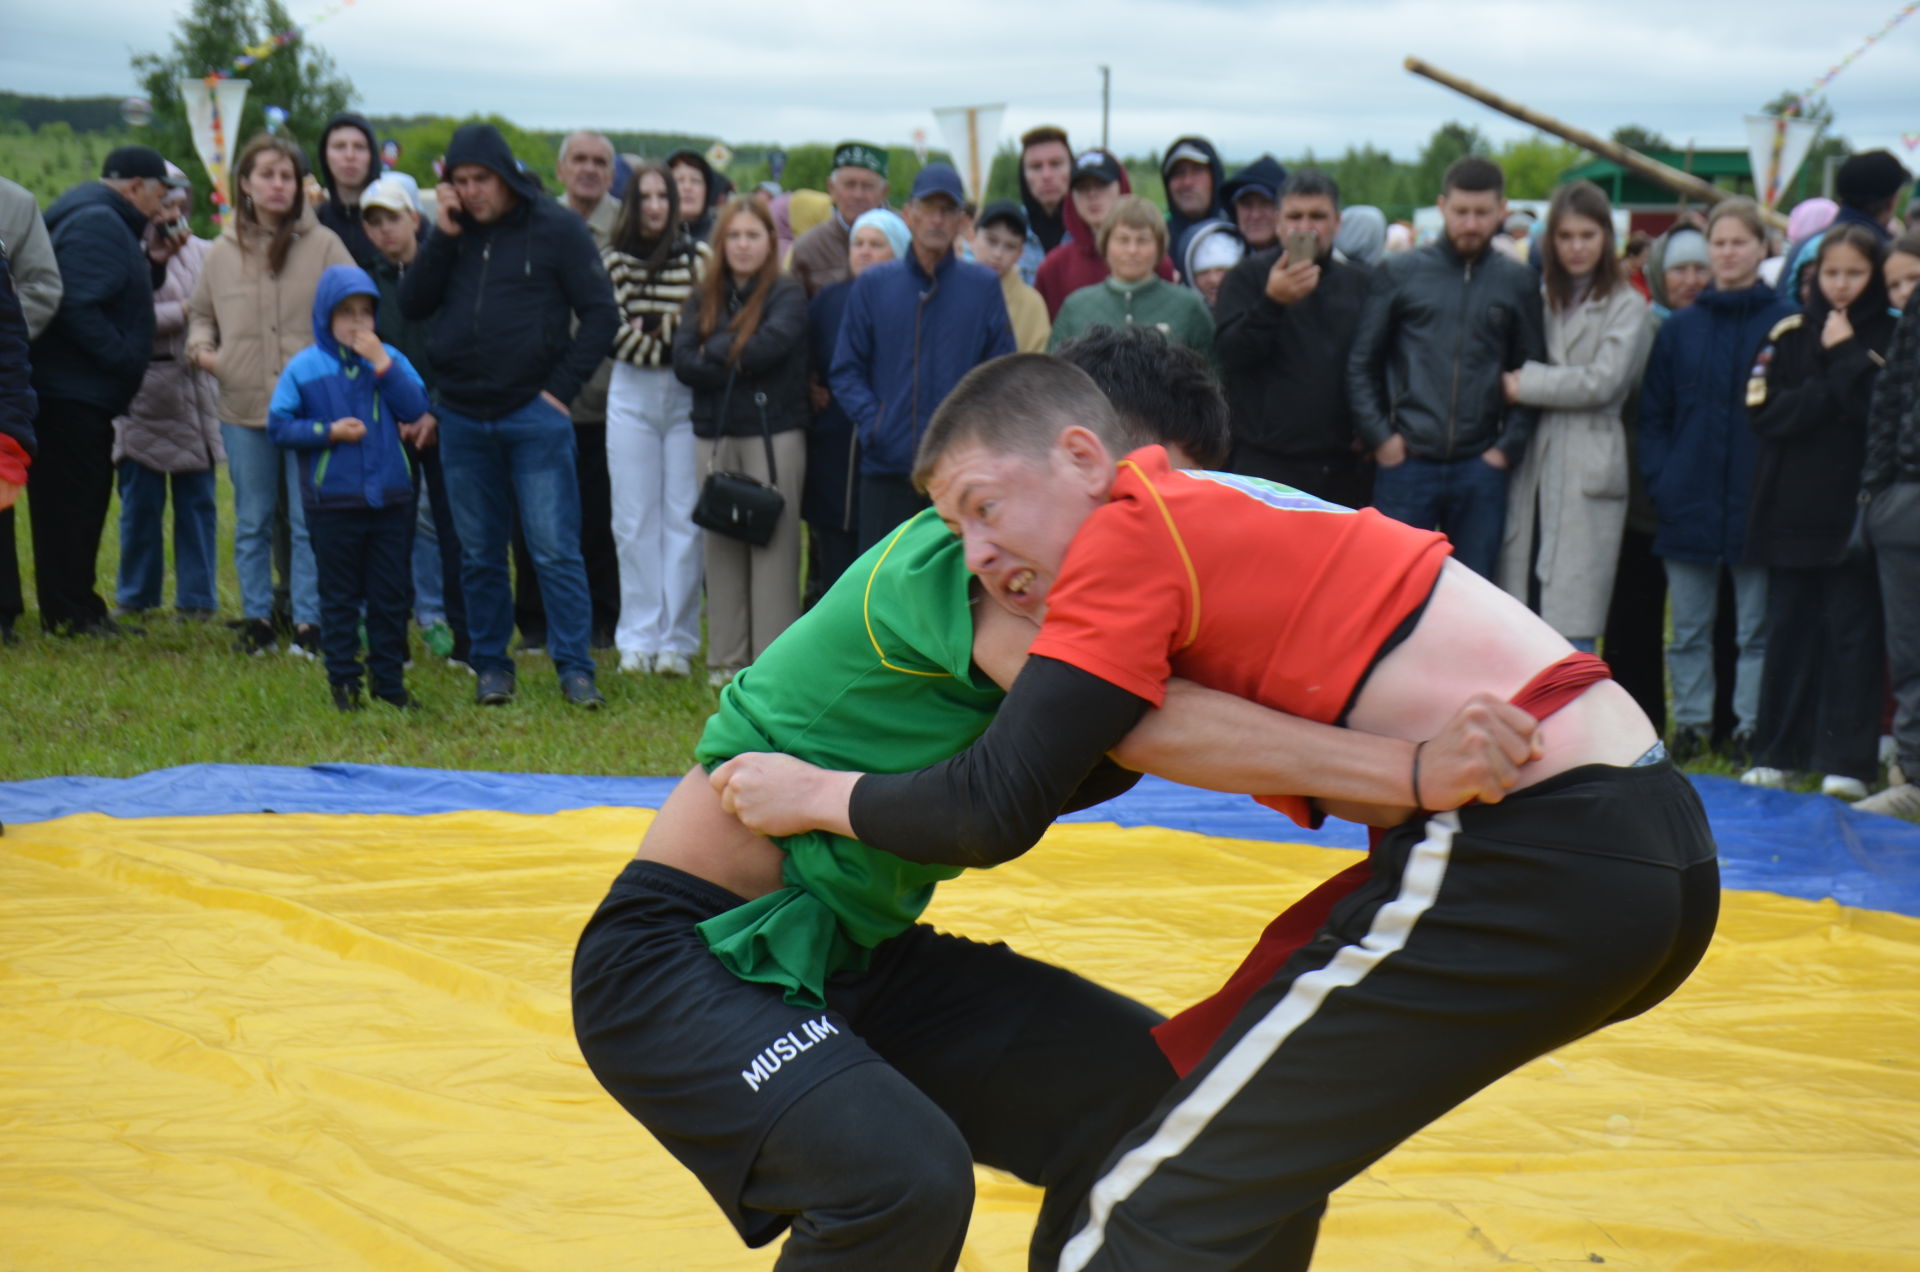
692, 370, 785, 547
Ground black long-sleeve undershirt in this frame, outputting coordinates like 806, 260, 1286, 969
849, 656, 1151, 868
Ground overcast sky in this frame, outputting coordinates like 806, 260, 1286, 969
7, 0, 1920, 165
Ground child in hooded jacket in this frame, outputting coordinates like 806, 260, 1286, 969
268, 264, 432, 710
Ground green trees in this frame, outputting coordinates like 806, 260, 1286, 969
130, 0, 354, 232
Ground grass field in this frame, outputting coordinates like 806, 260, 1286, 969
2, 469, 714, 781
4, 466, 1780, 789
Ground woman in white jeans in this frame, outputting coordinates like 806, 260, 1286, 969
602, 162, 711, 676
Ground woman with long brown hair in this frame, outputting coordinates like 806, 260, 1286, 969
187, 132, 354, 656
671, 196, 809, 686
603, 161, 710, 678
1497, 179, 1653, 654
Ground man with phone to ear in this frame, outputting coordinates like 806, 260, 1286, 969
1213, 169, 1375, 509
398, 123, 619, 709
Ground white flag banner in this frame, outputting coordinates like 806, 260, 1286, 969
1744, 113, 1823, 211
179, 77, 251, 210
932, 104, 1006, 200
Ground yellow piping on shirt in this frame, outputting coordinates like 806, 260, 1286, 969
1118, 459, 1201, 652
863, 516, 951, 678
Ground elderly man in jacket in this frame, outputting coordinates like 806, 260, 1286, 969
788, 141, 892, 297
399, 123, 619, 709
28, 145, 188, 637
828, 163, 1015, 551
1347, 156, 1545, 578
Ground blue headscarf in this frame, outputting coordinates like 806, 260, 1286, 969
850, 208, 911, 263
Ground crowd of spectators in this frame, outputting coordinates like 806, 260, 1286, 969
2, 120, 1918, 818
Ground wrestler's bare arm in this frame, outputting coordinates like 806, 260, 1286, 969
972, 591, 1537, 816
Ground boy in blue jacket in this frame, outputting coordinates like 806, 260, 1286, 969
269, 265, 433, 710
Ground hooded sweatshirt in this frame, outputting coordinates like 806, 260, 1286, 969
1160, 135, 1227, 271
397, 124, 619, 420
30, 180, 158, 415
665, 149, 723, 243
268, 264, 430, 510
1018, 144, 1071, 284
1218, 154, 1288, 252
315, 112, 383, 270
1032, 153, 1175, 318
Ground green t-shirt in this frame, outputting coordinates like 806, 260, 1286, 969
694, 510, 1005, 1006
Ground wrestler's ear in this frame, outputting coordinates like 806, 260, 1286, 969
1056, 424, 1114, 490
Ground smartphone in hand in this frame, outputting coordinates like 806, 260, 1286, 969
1283, 230, 1320, 264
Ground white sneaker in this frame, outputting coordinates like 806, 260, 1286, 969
618, 650, 651, 674
1739, 766, 1789, 789
707, 667, 735, 689
1820, 774, 1869, 801
1853, 781, 1920, 821
653, 652, 691, 679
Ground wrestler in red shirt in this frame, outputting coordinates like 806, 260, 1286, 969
715, 356, 1718, 1272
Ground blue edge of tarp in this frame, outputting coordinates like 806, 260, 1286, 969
4, 763, 1918, 920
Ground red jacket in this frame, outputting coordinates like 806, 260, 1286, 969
1033, 154, 1175, 318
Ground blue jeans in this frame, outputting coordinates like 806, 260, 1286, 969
1663, 560, 1768, 733
115, 461, 217, 611
223, 423, 318, 625
437, 398, 593, 680
1371, 453, 1508, 579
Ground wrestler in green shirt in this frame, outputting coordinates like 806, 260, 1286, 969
694, 510, 1002, 1007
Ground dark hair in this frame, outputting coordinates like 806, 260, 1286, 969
1279, 170, 1340, 207
1055, 325, 1230, 469
1542, 180, 1621, 311
695, 197, 781, 365
1625, 230, 1653, 257
912, 355, 1127, 491
1441, 156, 1504, 199
233, 132, 309, 276
609, 160, 681, 278
1021, 126, 1070, 155
1810, 222, 1889, 320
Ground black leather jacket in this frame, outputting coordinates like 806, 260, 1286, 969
1346, 236, 1545, 462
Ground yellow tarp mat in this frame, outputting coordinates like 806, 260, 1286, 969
3, 808, 1917, 1270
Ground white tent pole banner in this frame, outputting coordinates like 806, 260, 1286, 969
1744, 113, 1824, 211
179, 77, 251, 214
933, 104, 1006, 201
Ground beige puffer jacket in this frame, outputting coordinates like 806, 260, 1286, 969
185, 204, 355, 428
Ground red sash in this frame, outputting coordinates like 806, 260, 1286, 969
1151, 652, 1612, 1076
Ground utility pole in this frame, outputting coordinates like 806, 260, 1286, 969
1099, 65, 1111, 152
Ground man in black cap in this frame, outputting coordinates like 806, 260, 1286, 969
26, 144, 187, 636
1833, 149, 1911, 245
790, 141, 891, 297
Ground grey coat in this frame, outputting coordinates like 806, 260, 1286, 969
0, 175, 63, 339
113, 235, 223, 474
1497, 282, 1653, 640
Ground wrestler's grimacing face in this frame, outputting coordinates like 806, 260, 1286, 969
928, 435, 1105, 619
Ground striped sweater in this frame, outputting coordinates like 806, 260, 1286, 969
603, 238, 710, 368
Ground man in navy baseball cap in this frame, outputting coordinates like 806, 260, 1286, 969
909, 162, 967, 208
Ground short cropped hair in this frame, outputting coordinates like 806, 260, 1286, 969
1054, 325, 1230, 469
1096, 195, 1168, 259
1441, 156, 1505, 199
912, 355, 1129, 492
1021, 125, 1069, 154
1279, 169, 1340, 207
